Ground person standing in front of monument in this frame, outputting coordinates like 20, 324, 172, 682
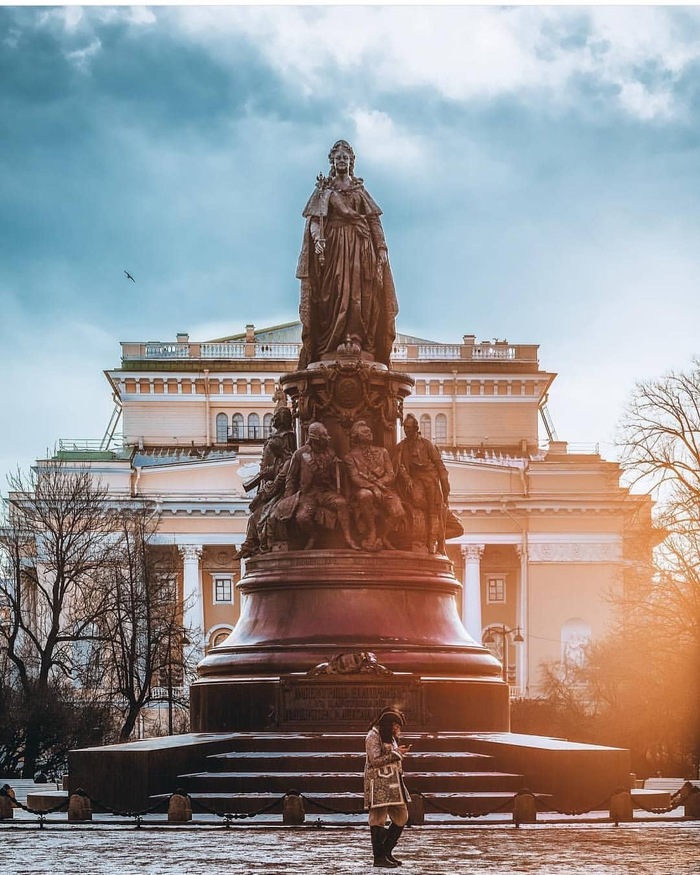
365, 709, 411, 868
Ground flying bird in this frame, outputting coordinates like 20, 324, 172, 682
124, 270, 135, 283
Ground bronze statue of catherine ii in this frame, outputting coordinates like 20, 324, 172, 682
296, 140, 398, 369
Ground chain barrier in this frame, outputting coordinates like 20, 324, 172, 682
1, 785, 67, 829
0, 783, 692, 828
188, 792, 286, 821
530, 792, 614, 817
415, 791, 516, 818
1, 792, 68, 817
297, 793, 363, 816
633, 787, 685, 815
87, 795, 170, 822
0, 784, 167, 828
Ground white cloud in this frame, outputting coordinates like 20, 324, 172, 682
37, 6, 84, 33
123, 7, 157, 28
64, 38, 102, 73
167, 6, 700, 122
349, 109, 427, 173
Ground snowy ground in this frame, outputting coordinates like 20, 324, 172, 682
1, 821, 698, 875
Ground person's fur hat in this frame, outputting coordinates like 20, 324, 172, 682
371, 707, 406, 729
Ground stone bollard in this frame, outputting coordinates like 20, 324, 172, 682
406, 795, 425, 826
282, 792, 305, 825
168, 790, 193, 823
513, 789, 537, 826
681, 784, 700, 819
0, 785, 15, 820
68, 790, 92, 822
609, 788, 634, 825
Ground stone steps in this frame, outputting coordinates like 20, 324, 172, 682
139, 730, 641, 817
206, 749, 494, 772
170, 732, 528, 813
180, 769, 524, 794
196, 732, 495, 753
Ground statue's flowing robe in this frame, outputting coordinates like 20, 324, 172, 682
296, 179, 398, 369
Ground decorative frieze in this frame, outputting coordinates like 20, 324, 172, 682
528, 541, 620, 563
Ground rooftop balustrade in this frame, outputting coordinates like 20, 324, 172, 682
121, 339, 539, 363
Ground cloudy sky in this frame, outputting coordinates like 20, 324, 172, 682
2, 5, 700, 486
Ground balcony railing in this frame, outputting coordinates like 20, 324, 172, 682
122, 340, 538, 363
216, 426, 272, 444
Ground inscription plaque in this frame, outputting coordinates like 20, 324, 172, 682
280, 677, 422, 726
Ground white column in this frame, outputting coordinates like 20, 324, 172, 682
179, 545, 203, 646
460, 544, 484, 642
516, 540, 529, 695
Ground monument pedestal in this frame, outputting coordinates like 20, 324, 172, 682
191, 550, 509, 732
281, 359, 414, 457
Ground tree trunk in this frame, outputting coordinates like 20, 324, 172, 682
119, 707, 140, 743
21, 723, 41, 778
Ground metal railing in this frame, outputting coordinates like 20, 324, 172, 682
56, 437, 124, 453
216, 426, 272, 444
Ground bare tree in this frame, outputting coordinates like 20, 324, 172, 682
619, 358, 700, 530
598, 360, 700, 772
102, 505, 194, 741
0, 462, 117, 776
516, 362, 700, 776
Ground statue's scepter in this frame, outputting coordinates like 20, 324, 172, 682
318, 212, 325, 267
316, 172, 328, 266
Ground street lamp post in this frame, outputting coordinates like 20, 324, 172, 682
483, 625, 524, 684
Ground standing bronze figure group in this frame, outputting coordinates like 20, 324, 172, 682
239, 410, 452, 556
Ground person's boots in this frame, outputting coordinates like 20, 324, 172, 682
370, 826, 397, 868
383, 823, 404, 866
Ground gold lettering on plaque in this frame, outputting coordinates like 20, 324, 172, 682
281, 681, 421, 724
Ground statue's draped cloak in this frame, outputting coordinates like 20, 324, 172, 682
296, 179, 398, 369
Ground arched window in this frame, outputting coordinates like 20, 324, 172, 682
561, 618, 591, 672
231, 413, 244, 439
216, 412, 228, 443
420, 414, 432, 440
248, 412, 261, 440
435, 413, 447, 444
208, 626, 234, 651
263, 412, 273, 438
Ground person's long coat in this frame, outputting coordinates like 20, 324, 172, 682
364, 727, 410, 809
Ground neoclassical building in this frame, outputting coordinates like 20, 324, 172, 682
53, 322, 652, 697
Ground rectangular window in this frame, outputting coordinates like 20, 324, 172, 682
155, 575, 178, 606
214, 576, 233, 604
486, 575, 506, 604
